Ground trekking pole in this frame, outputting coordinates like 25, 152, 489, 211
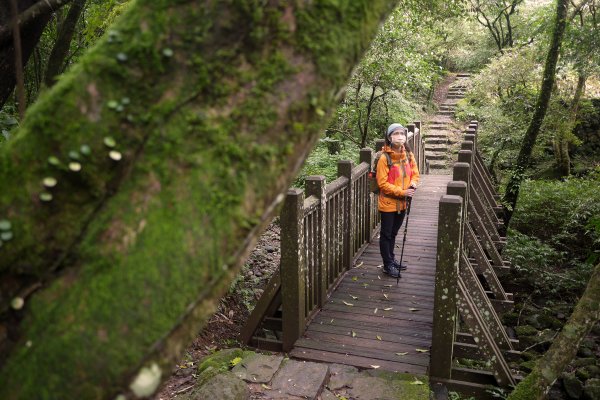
397, 196, 413, 286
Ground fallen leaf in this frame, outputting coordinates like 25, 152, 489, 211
396, 352, 408, 356
409, 308, 419, 312
384, 284, 392, 287
370, 365, 380, 369
261, 384, 272, 389
383, 307, 393, 311
374, 308, 378, 314
342, 301, 354, 307
377, 276, 381, 280
349, 295, 358, 300
416, 349, 429, 353
351, 331, 357, 337
376, 264, 383, 269
362, 283, 369, 288
352, 276, 358, 281
330, 319, 334, 323
411, 379, 424, 385
355, 262, 364, 268
376, 335, 382, 340
383, 294, 389, 300
230, 357, 242, 367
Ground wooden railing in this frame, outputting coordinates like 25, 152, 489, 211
430, 122, 519, 398
240, 123, 425, 351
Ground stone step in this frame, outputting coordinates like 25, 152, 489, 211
447, 95, 464, 99
425, 144, 448, 151
426, 137, 449, 145
438, 111, 455, 116
425, 152, 446, 160
456, 73, 471, 77
428, 160, 449, 169
425, 132, 448, 138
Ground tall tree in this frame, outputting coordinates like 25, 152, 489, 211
503, 0, 569, 223
0, 0, 73, 110
44, 0, 87, 87
0, 1, 398, 399
507, 262, 600, 399
470, 0, 523, 53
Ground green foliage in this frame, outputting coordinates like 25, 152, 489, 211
511, 176, 600, 254
293, 138, 361, 187
505, 175, 600, 295
328, 3, 450, 147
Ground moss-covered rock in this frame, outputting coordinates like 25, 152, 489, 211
520, 360, 537, 373
583, 378, 600, 400
573, 358, 597, 368
180, 371, 249, 400
197, 348, 255, 375
515, 325, 539, 337
562, 373, 584, 399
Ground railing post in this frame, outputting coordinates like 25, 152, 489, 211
431, 195, 464, 380
338, 160, 354, 271
360, 148, 374, 242
281, 188, 306, 352
305, 175, 327, 308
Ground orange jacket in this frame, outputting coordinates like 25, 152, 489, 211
376, 145, 420, 212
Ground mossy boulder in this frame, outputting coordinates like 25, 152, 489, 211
520, 360, 537, 373
502, 312, 519, 326
573, 358, 597, 368
180, 371, 249, 400
197, 348, 255, 375
537, 313, 563, 330
515, 325, 538, 337
583, 378, 600, 400
562, 373, 583, 399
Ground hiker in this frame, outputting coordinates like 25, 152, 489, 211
377, 123, 420, 278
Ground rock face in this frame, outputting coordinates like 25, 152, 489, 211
269, 360, 329, 399
181, 372, 249, 400
189, 349, 430, 400
232, 353, 283, 383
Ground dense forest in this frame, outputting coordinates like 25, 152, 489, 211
1, 0, 599, 399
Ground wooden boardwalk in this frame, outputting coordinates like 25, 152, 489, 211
290, 174, 452, 375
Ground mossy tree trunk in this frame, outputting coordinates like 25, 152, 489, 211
507, 262, 600, 400
0, 1, 398, 399
502, 0, 569, 224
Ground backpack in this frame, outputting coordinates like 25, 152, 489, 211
369, 151, 393, 194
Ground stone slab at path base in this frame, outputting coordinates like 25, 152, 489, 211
186, 349, 430, 400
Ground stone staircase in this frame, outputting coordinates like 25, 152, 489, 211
424, 73, 471, 173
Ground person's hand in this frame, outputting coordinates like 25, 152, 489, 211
405, 188, 415, 197
409, 183, 417, 189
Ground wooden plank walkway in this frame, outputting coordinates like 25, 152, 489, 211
290, 174, 452, 375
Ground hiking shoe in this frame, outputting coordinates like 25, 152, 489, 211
394, 260, 408, 271
382, 264, 401, 278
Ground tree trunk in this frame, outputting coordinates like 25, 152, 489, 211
0, 1, 398, 399
502, 0, 569, 224
0, 0, 71, 110
507, 262, 600, 400
44, 0, 87, 87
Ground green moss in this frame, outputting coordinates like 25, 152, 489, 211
197, 348, 255, 375
515, 325, 538, 337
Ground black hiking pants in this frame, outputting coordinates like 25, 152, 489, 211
379, 211, 406, 267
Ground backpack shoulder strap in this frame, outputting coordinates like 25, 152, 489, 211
383, 152, 393, 167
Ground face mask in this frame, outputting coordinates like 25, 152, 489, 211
390, 133, 406, 147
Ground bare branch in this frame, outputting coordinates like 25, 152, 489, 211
0, 0, 72, 45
